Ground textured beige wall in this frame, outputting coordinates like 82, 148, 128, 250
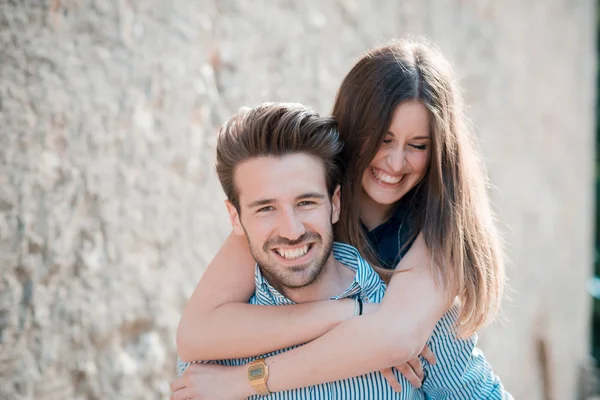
0, 1, 595, 399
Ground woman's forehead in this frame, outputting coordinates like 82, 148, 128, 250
388, 100, 431, 139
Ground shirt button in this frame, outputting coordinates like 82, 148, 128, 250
364, 297, 370, 303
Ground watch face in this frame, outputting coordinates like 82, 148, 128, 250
250, 368, 263, 378
248, 365, 265, 381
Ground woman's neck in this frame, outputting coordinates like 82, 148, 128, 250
359, 189, 396, 231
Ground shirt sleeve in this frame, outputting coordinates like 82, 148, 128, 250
421, 306, 513, 399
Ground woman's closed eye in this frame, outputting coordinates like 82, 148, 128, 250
409, 143, 428, 151
382, 133, 394, 145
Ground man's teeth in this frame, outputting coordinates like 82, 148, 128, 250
275, 245, 309, 260
372, 168, 402, 184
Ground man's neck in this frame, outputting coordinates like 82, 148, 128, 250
274, 252, 356, 304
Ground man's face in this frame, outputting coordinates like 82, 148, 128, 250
226, 153, 341, 290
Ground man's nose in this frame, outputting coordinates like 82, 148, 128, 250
278, 208, 306, 241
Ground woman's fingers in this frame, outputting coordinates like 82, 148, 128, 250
170, 387, 192, 400
420, 344, 437, 365
408, 357, 424, 380
170, 376, 186, 392
379, 367, 403, 392
396, 362, 422, 388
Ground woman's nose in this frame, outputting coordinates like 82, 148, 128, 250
387, 149, 406, 171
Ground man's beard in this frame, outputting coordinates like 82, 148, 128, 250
246, 229, 334, 290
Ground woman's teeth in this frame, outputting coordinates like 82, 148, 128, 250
275, 245, 309, 260
372, 168, 402, 184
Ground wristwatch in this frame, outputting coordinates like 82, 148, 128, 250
247, 358, 271, 396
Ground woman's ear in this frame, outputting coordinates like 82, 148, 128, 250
331, 185, 341, 224
225, 200, 245, 236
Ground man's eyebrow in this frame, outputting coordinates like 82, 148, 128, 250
246, 193, 326, 208
247, 198, 276, 208
296, 192, 326, 200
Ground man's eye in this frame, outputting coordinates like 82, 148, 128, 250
257, 206, 274, 212
298, 201, 315, 207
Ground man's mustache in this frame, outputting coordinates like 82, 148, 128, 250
263, 232, 321, 251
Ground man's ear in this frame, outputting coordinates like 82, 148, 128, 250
331, 185, 341, 224
225, 200, 245, 236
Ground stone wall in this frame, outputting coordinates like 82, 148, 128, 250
0, 1, 595, 399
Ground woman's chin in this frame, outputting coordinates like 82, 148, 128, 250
365, 187, 403, 206
373, 196, 401, 206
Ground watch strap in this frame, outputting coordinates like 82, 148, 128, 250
252, 380, 271, 396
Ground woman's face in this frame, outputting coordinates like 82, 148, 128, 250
361, 100, 431, 207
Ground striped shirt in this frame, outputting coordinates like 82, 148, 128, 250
178, 242, 512, 399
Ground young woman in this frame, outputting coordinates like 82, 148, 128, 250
174, 37, 506, 397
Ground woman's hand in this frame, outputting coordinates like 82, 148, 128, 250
170, 363, 252, 400
379, 344, 437, 392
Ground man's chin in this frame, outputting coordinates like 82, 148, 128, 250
262, 264, 318, 288
283, 265, 326, 288
281, 276, 320, 289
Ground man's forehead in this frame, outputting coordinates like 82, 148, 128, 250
234, 154, 328, 204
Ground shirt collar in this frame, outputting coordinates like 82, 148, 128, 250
254, 242, 384, 304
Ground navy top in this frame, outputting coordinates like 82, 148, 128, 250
364, 205, 417, 270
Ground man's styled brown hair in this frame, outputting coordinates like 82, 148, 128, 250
215, 102, 343, 211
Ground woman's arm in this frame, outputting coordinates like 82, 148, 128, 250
176, 231, 357, 362
173, 233, 452, 398
262, 233, 450, 392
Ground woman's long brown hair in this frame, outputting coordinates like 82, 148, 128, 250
332, 37, 505, 337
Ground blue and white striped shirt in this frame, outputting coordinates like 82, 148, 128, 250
178, 242, 511, 399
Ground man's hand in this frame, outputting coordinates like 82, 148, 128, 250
170, 363, 253, 400
379, 344, 437, 392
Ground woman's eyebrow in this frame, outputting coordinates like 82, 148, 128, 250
388, 131, 430, 140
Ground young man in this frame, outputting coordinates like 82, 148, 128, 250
172, 103, 509, 399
